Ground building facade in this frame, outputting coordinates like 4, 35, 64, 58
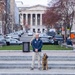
0, 0, 11, 34
19, 5, 47, 33
10, 0, 19, 32
10, 0, 15, 32
0, 0, 19, 34
6, 0, 11, 34
14, 3, 19, 31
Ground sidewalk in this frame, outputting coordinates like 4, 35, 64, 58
0, 50, 75, 56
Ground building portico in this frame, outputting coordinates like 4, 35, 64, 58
19, 5, 47, 33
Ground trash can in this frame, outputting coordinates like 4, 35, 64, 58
6, 42, 10, 46
23, 42, 30, 52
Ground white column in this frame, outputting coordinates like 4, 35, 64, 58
31, 14, 32, 26
22, 14, 25, 30
20, 14, 25, 31
26, 14, 28, 24
35, 14, 37, 26
30, 14, 33, 32
20, 14, 23, 25
35, 14, 37, 32
40, 14, 42, 25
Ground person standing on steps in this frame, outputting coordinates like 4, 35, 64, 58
31, 33, 43, 70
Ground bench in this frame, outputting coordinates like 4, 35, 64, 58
61, 43, 75, 50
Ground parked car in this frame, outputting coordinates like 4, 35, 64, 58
6, 33, 20, 40
0, 35, 6, 46
39, 33, 52, 38
28, 31, 33, 36
53, 35, 64, 45
49, 37, 54, 44
0, 40, 6, 46
49, 28, 56, 32
40, 37, 54, 44
5, 38, 22, 45
46, 31, 56, 37
14, 30, 24, 37
0, 35, 5, 41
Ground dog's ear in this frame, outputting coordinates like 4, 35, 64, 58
46, 55, 48, 58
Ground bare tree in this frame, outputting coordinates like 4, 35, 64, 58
43, 6, 61, 32
44, 0, 75, 38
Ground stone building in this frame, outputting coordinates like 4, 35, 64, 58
0, 0, 11, 34
10, 0, 19, 32
0, 0, 10, 34
19, 5, 47, 33
10, 0, 15, 32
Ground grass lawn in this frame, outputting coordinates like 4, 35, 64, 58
0, 45, 72, 50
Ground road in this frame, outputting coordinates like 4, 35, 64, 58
20, 32, 34, 42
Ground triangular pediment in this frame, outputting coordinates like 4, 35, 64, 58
25, 5, 47, 11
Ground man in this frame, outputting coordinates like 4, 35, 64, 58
31, 33, 43, 70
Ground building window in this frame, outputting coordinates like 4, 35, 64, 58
42, 29, 45, 32
23, 14, 26, 25
32, 14, 35, 25
28, 14, 30, 25
37, 14, 40, 25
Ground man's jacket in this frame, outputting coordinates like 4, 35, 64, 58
31, 38, 43, 52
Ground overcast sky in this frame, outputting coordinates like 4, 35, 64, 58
15, 0, 51, 7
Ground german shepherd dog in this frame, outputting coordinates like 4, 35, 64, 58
42, 53, 48, 70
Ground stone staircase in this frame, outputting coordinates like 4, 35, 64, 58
0, 50, 75, 75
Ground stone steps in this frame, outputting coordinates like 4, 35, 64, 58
0, 56, 75, 69
0, 56, 75, 61
0, 50, 75, 75
0, 69, 75, 75
0, 61, 75, 69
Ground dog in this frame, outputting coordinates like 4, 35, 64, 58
42, 53, 48, 70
